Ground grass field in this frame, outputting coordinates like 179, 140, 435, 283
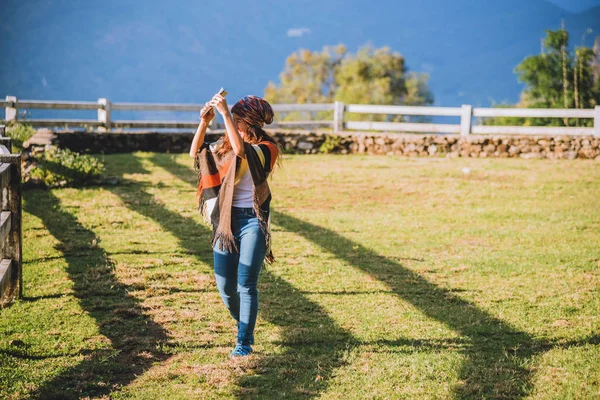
1, 153, 599, 399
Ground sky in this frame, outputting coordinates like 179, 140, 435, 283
546, 0, 600, 12
1, 0, 599, 109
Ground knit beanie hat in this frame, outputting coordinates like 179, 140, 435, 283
231, 95, 274, 128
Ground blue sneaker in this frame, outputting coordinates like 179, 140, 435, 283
229, 344, 253, 358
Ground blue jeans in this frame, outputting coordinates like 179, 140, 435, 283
213, 207, 266, 346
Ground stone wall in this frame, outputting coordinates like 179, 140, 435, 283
42, 130, 600, 160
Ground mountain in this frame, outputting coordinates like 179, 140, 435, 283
0, 0, 598, 115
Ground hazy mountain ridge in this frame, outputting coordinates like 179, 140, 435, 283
1, 0, 598, 110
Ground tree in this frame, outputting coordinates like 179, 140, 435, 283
264, 44, 433, 122
334, 46, 433, 121
515, 29, 572, 110
573, 47, 596, 111
403, 72, 435, 107
264, 45, 346, 105
513, 28, 599, 127
264, 45, 345, 122
591, 36, 600, 99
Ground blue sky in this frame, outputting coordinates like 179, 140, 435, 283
1, 0, 598, 109
547, 0, 600, 12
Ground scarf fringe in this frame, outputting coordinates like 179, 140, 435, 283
264, 229, 275, 265
265, 251, 275, 265
252, 192, 266, 226
253, 191, 275, 265
212, 230, 238, 253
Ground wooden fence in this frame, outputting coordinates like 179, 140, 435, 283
0, 125, 22, 307
3, 96, 600, 137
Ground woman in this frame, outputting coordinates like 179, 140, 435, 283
189, 92, 279, 358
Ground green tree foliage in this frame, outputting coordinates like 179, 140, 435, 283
264, 45, 346, 122
335, 46, 433, 121
573, 46, 596, 110
515, 29, 573, 111
264, 45, 346, 104
593, 36, 600, 86
265, 44, 433, 122
491, 28, 600, 127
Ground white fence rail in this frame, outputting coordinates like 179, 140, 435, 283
3, 96, 599, 137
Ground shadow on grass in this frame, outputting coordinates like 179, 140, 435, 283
155, 154, 600, 399
144, 154, 600, 398
20, 151, 350, 399
26, 153, 593, 399
144, 154, 356, 398
24, 188, 173, 399
153, 154, 545, 397
150, 154, 549, 398
270, 209, 543, 399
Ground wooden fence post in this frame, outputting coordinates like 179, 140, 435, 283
0, 125, 22, 305
98, 98, 111, 132
594, 106, 600, 137
333, 101, 345, 133
5, 96, 17, 123
460, 104, 472, 137
0, 137, 12, 152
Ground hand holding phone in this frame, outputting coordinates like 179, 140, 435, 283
201, 88, 227, 120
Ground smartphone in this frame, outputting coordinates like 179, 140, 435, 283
201, 87, 227, 118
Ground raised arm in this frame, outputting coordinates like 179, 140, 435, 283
189, 104, 214, 157
211, 94, 245, 158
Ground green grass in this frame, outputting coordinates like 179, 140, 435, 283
1, 153, 599, 399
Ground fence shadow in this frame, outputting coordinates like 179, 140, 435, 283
150, 154, 554, 398
92, 153, 354, 398
24, 187, 173, 399
27, 153, 589, 398
270, 209, 544, 399
153, 154, 594, 398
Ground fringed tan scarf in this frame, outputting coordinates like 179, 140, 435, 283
194, 140, 277, 264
